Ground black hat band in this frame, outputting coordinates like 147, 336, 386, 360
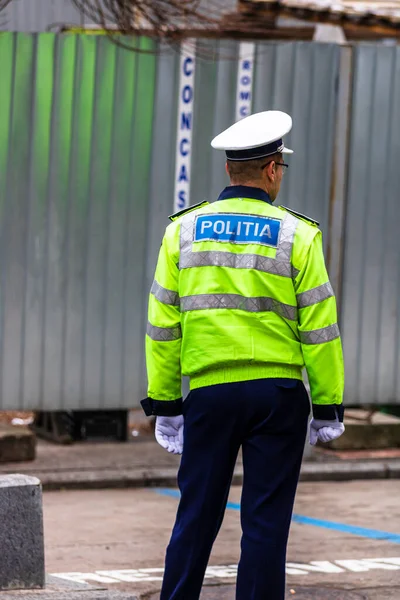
226, 139, 284, 162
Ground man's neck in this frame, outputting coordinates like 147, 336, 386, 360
230, 181, 271, 195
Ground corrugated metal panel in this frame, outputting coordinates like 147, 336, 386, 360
0, 35, 341, 410
341, 45, 400, 406
0, 0, 84, 31
0, 33, 156, 410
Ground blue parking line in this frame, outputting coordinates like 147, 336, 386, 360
155, 488, 400, 545
291, 514, 400, 544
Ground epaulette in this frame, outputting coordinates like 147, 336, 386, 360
279, 205, 319, 227
169, 201, 210, 222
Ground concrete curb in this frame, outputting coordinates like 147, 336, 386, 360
23, 459, 400, 491
300, 459, 400, 481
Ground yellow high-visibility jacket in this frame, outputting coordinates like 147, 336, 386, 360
142, 186, 344, 421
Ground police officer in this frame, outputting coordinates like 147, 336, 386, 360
141, 111, 345, 600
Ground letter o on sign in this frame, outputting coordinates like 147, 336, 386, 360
182, 85, 193, 104
214, 221, 225, 234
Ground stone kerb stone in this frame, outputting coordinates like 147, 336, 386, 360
0, 474, 45, 590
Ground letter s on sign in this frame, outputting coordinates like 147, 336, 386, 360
178, 190, 186, 209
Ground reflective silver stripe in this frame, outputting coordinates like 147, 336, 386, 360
296, 282, 334, 309
151, 280, 180, 306
275, 212, 298, 262
146, 322, 182, 341
180, 250, 293, 277
180, 293, 297, 321
179, 213, 196, 264
299, 323, 340, 345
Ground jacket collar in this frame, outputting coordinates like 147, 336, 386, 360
217, 185, 272, 205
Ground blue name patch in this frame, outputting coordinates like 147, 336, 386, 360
195, 214, 281, 247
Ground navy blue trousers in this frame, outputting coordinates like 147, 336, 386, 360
160, 378, 310, 600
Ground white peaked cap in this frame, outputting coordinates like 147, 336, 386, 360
211, 110, 293, 161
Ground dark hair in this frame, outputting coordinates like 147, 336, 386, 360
227, 152, 282, 184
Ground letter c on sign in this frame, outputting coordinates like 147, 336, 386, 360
240, 106, 249, 117
180, 138, 189, 157
183, 57, 194, 77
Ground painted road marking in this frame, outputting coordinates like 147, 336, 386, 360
156, 489, 400, 545
51, 559, 400, 585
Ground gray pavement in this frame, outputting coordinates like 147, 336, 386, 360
34, 482, 400, 599
0, 437, 400, 490
1, 481, 400, 598
1, 432, 400, 599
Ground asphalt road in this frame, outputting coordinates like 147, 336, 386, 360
43, 481, 400, 599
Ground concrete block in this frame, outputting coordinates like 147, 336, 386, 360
325, 409, 400, 450
0, 474, 45, 590
0, 425, 36, 463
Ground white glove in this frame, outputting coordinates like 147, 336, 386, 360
155, 415, 184, 455
309, 418, 345, 446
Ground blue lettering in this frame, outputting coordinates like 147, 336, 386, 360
181, 112, 192, 130
178, 190, 186, 209
240, 91, 250, 101
240, 75, 251, 86
240, 106, 249, 117
182, 85, 193, 104
179, 138, 190, 157
242, 60, 251, 70
183, 57, 194, 77
178, 164, 189, 182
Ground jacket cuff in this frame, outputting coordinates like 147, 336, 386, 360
312, 403, 344, 422
140, 397, 183, 417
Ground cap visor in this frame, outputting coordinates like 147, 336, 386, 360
282, 146, 293, 154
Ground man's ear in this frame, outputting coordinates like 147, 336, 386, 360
225, 161, 229, 176
266, 160, 276, 181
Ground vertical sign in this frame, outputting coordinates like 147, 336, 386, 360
174, 41, 196, 212
235, 42, 255, 122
